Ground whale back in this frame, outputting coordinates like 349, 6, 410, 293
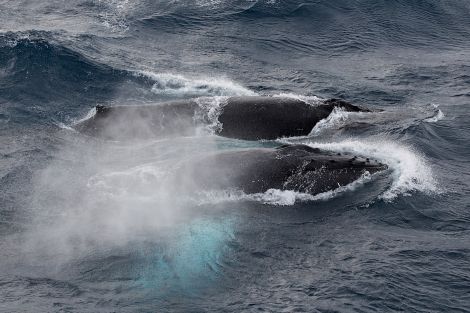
75, 96, 368, 141
218, 97, 369, 140
76, 101, 199, 139
178, 144, 387, 195
218, 97, 327, 140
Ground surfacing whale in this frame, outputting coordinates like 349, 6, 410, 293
174, 144, 387, 195
75, 96, 370, 140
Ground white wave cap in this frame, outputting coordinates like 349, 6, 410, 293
137, 71, 256, 97
304, 138, 440, 200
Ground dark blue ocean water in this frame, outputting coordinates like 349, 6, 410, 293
1, 1, 470, 312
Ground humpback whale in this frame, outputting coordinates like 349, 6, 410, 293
175, 144, 387, 195
218, 97, 368, 140
75, 96, 370, 140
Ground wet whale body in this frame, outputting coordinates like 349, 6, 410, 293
76, 96, 369, 140
218, 97, 368, 140
74, 97, 383, 196
176, 144, 387, 195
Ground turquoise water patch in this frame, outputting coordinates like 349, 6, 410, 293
137, 216, 235, 295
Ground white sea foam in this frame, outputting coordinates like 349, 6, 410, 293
56, 122, 76, 131
194, 188, 312, 206
137, 71, 256, 97
294, 138, 440, 200
193, 96, 229, 135
64, 76, 248, 133
2, 32, 32, 47
309, 107, 350, 136
424, 108, 445, 123
273, 93, 323, 105
194, 171, 373, 206
249, 174, 372, 205
307, 102, 445, 136
96, 0, 132, 31
72, 107, 97, 125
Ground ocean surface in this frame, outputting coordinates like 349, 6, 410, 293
1, 1, 469, 312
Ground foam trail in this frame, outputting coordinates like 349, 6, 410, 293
298, 139, 439, 200
137, 71, 256, 97
249, 172, 372, 205
194, 172, 373, 206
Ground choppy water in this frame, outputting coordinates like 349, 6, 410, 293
1, 1, 469, 312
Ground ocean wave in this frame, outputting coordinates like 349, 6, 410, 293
3, 0, 470, 52
230, 0, 470, 51
1, 32, 259, 127
0, 32, 126, 106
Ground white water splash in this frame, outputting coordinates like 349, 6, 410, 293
299, 139, 439, 200
72, 107, 97, 125
273, 93, 323, 105
58, 106, 97, 130
194, 188, 312, 206
137, 71, 256, 97
249, 173, 372, 205
309, 106, 349, 136
249, 189, 314, 206
424, 106, 445, 123
193, 96, 229, 135
194, 171, 373, 206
